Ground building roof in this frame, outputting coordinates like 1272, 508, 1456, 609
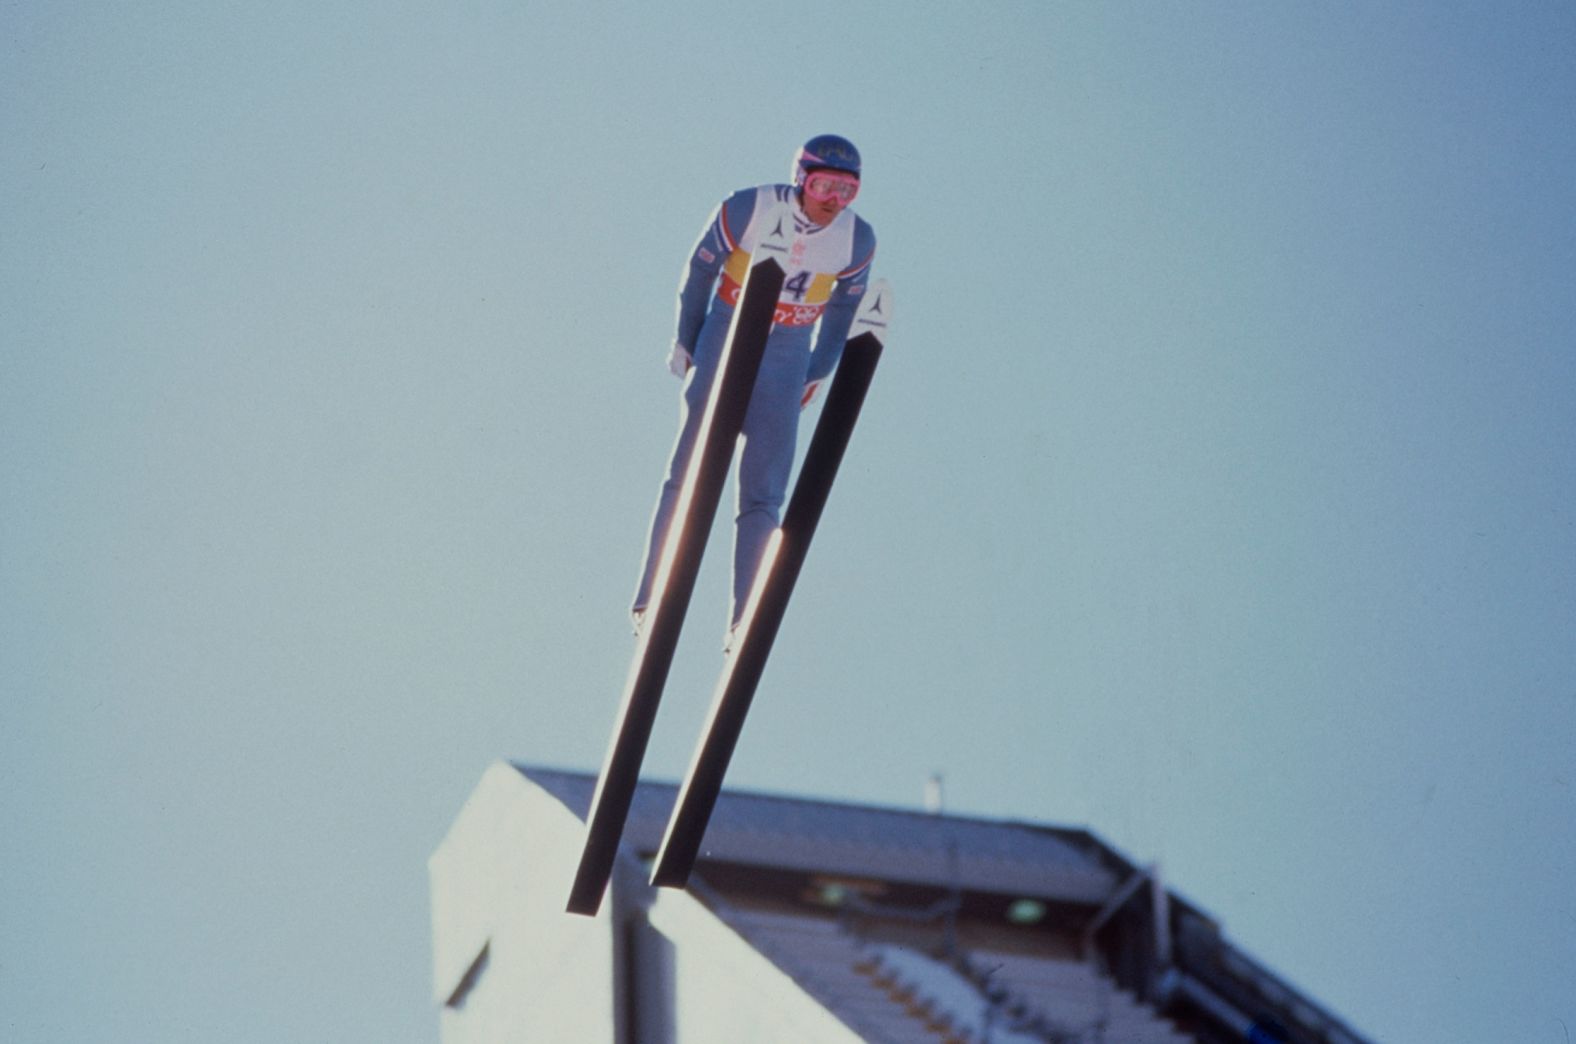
509, 763, 1373, 1044
515, 764, 1117, 905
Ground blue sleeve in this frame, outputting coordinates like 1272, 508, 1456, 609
805, 216, 877, 383
674, 188, 757, 352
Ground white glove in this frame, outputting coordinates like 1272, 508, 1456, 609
800, 379, 824, 410
667, 344, 693, 378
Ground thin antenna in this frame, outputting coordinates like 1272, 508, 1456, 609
925, 771, 945, 815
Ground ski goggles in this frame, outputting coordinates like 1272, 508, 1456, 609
802, 170, 860, 204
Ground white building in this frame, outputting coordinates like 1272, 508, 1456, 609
430, 763, 1371, 1043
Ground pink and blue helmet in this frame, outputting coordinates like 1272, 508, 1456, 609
793, 134, 861, 188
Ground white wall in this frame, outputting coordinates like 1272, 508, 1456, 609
649, 890, 865, 1044
431, 764, 874, 1042
429, 763, 618, 1042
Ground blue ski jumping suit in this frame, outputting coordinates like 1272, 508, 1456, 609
633, 183, 877, 627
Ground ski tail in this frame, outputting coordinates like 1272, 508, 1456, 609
650, 279, 893, 889
566, 208, 795, 917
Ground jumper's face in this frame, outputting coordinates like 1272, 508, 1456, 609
800, 170, 859, 225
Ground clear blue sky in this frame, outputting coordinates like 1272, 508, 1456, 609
4, 3, 1573, 1041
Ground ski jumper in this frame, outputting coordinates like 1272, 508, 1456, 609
634, 183, 877, 626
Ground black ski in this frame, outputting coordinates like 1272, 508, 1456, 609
566, 208, 793, 917
650, 279, 892, 889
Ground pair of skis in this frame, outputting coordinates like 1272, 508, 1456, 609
567, 205, 891, 916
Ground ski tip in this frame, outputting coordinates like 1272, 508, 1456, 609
853, 278, 893, 341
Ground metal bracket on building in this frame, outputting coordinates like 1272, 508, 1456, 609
1080, 861, 1174, 1004
443, 940, 491, 1011
1080, 863, 1155, 956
